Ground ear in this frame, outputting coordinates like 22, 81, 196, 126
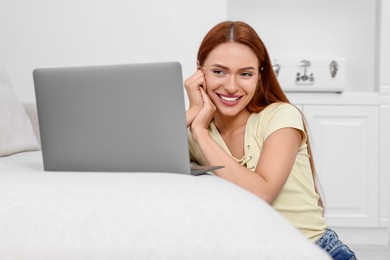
196, 60, 201, 69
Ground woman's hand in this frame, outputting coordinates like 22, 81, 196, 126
191, 87, 216, 141
184, 69, 207, 127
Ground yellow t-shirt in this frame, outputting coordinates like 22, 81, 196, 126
188, 102, 327, 242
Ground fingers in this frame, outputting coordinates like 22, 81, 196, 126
199, 87, 208, 104
199, 87, 216, 111
190, 87, 216, 132
198, 68, 207, 92
184, 69, 207, 92
184, 69, 208, 113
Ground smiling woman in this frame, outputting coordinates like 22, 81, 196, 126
200, 42, 259, 117
184, 21, 357, 260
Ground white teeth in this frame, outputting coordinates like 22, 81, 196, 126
220, 95, 239, 102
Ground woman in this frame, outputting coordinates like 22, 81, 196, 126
185, 21, 356, 260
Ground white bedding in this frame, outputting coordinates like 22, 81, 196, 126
0, 151, 330, 259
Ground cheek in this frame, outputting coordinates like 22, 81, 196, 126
243, 79, 258, 95
205, 75, 224, 89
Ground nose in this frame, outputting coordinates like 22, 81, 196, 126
223, 75, 239, 94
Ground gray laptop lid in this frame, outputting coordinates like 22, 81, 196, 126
34, 62, 195, 174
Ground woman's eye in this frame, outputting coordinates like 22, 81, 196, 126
213, 70, 225, 75
241, 72, 253, 77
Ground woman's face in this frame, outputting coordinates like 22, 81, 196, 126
202, 42, 260, 118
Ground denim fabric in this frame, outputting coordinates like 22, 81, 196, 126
315, 228, 357, 260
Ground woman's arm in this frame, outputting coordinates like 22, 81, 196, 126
191, 89, 302, 204
186, 108, 200, 128
193, 127, 301, 204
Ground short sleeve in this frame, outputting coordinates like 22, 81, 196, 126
261, 103, 307, 145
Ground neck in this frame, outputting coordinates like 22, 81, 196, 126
213, 110, 251, 135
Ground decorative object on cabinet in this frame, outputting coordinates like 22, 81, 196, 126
272, 59, 281, 77
329, 60, 338, 78
272, 58, 346, 93
295, 59, 315, 85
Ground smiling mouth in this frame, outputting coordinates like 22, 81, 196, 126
217, 94, 242, 102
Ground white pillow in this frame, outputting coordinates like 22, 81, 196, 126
0, 64, 38, 157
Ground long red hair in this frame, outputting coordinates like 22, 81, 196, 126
197, 21, 323, 208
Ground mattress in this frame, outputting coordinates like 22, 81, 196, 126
0, 151, 330, 259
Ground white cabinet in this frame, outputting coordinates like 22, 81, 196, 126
289, 92, 389, 245
302, 105, 379, 227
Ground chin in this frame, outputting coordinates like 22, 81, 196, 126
216, 107, 246, 118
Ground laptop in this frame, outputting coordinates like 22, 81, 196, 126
33, 62, 223, 175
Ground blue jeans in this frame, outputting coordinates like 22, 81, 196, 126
315, 228, 357, 260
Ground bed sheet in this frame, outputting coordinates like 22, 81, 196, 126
0, 151, 330, 259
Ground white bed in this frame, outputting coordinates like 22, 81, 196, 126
0, 151, 330, 259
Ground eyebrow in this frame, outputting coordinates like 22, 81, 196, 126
210, 64, 256, 71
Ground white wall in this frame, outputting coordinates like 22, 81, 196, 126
227, 0, 379, 93
0, 0, 227, 102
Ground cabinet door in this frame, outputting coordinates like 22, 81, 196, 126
303, 105, 379, 227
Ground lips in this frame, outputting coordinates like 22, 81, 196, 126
217, 94, 243, 106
